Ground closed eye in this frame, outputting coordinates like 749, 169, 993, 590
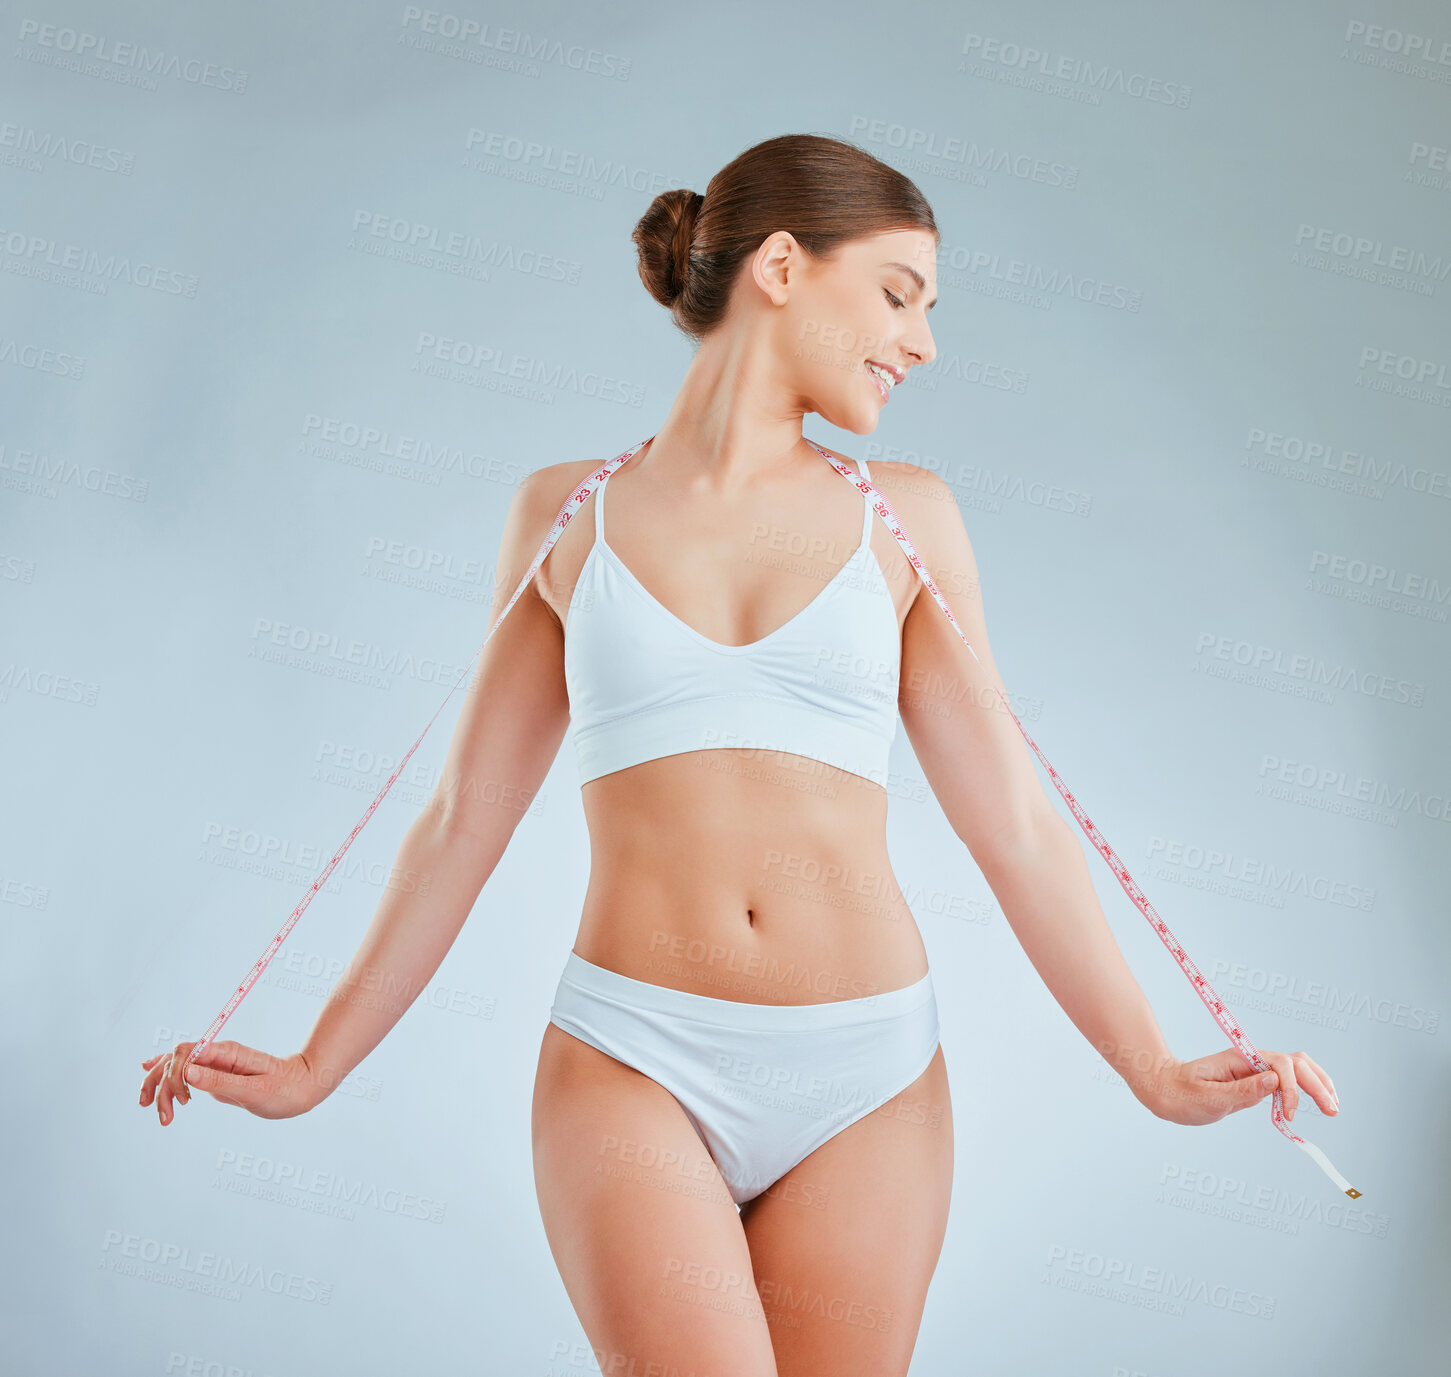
884, 289, 905, 309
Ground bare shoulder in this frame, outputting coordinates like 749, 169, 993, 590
865, 455, 956, 515
818, 447, 964, 545
502, 456, 611, 561
840, 452, 982, 625
512, 456, 603, 523
503, 457, 610, 624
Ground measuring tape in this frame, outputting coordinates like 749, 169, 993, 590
187, 432, 1360, 1199
801, 438, 1359, 1199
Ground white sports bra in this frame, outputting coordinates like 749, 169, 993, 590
562, 441, 901, 787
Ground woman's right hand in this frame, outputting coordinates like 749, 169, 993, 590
139, 1041, 326, 1126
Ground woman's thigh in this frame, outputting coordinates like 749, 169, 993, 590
532, 1021, 780, 1377
738, 1044, 955, 1377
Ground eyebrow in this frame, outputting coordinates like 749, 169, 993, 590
882, 261, 937, 310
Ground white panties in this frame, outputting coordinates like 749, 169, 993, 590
547, 951, 942, 1206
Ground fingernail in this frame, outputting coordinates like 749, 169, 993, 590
1261, 1073, 1276, 1089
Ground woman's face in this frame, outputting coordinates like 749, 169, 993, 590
757, 227, 938, 434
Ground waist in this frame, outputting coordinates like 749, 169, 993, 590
580, 753, 895, 904
555, 949, 937, 1029
573, 751, 923, 1003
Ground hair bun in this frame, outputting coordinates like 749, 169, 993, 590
628, 134, 936, 343
632, 188, 703, 309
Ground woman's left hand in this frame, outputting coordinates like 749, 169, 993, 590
1142, 1047, 1341, 1127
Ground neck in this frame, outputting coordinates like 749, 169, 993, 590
644, 328, 816, 493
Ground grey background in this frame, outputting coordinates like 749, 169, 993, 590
2, 1, 1448, 1373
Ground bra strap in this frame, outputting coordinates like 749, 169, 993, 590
856, 455, 873, 548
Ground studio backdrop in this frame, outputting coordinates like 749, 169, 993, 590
3, 1, 1447, 1373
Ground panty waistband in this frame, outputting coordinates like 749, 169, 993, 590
555, 949, 936, 1032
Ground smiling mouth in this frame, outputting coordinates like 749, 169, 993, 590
866, 359, 903, 402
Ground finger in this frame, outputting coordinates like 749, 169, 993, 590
158, 1042, 194, 1125
156, 1056, 177, 1125
180, 1041, 278, 1110
1197, 1047, 1258, 1085
1264, 1051, 1301, 1120
1213, 1050, 1267, 1084
168, 1041, 195, 1108
192, 1039, 274, 1078
139, 1058, 167, 1107
190, 1056, 269, 1114
1290, 1052, 1338, 1116
184, 1060, 255, 1110
1236, 1068, 1278, 1108
1295, 1051, 1337, 1109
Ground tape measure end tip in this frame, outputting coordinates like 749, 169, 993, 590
1345, 1187, 1363, 1199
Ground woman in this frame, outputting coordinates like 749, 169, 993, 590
140, 134, 1340, 1375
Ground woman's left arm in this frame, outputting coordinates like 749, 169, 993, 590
884, 462, 1340, 1127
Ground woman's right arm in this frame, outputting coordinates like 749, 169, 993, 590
142, 465, 578, 1125
294, 464, 577, 1104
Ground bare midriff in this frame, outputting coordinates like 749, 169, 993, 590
538, 447, 928, 1008
573, 751, 929, 1006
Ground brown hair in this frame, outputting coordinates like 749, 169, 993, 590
632, 133, 938, 342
